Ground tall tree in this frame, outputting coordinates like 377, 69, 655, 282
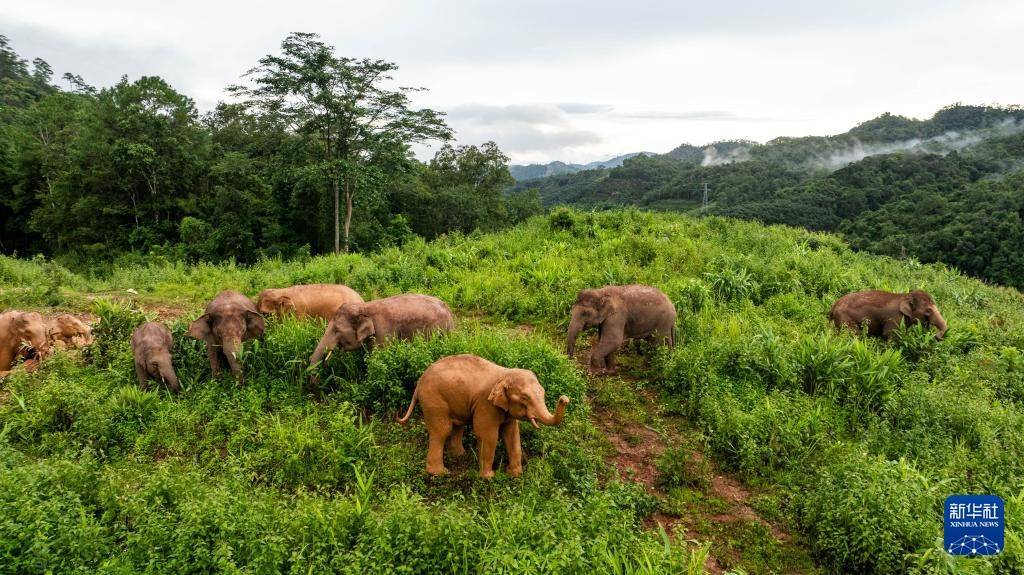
230, 32, 452, 253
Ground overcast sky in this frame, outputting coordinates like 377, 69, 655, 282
4, 1, 1023, 164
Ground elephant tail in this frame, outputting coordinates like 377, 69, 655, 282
397, 386, 419, 425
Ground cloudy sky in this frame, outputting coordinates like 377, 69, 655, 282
4, 0, 1023, 164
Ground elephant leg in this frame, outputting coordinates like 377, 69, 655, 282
425, 418, 452, 476
475, 418, 500, 480
447, 425, 466, 457
135, 362, 150, 391
590, 329, 624, 372
206, 346, 221, 378
502, 421, 523, 477
882, 318, 901, 340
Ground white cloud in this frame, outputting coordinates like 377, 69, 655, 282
4, 0, 1023, 163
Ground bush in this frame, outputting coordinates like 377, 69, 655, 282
798, 455, 938, 575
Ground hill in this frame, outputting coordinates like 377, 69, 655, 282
510, 152, 654, 181
2, 209, 1024, 574
514, 105, 1024, 290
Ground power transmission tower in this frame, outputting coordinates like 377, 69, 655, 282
701, 182, 709, 211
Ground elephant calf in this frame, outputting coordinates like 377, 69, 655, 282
256, 283, 364, 321
187, 290, 266, 384
46, 314, 93, 349
308, 294, 454, 381
397, 354, 569, 478
566, 284, 677, 372
0, 310, 50, 376
131, 322, 181, 393
830, 289, 948, 340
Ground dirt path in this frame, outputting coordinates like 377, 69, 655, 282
579, 348, 815, 575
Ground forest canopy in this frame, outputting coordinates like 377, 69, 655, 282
0, 33, 542, 267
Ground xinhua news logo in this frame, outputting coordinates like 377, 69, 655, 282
944, 494, 1004, 557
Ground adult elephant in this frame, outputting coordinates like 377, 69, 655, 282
397, 354, 570, 478
46, 314, 93, 349
308, 294, 454, 383
256, 284, 364, 321
566, 285, 677, 371
830, 289, 948, 340
187, 290, 266, 384
0, 310, 50, 376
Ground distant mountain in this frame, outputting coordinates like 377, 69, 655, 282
510, 152, 654, 181
509, 104, 1024, 290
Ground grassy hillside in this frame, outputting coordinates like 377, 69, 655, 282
514, 105, 1024, 290
2, 209, 1024, 574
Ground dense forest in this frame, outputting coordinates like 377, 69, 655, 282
515, 105, 1024, 289
0, 34, 542, 266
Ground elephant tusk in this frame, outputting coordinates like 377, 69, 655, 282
530, 418, 540, 429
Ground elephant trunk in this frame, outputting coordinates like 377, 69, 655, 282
308, 330, 335, 384
222, 338, 244, 380
533, 396, 570, 427
566, 315, 584, 357
933, 313, 948, 340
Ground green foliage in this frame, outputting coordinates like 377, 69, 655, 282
2, 209, 1024, 574
798, 455, 939, 575
0, 35, 529, 265
523, 105, 1024, 291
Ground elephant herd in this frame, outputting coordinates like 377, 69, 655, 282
0, 283, 948, 478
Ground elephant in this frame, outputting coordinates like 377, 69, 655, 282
397, 354, 570, 478
46, 314, 93, 349
566, 284, 677, 371
131, 322, 181, 393
0, 310, 50, 376
187, 290, 266, 384
256, 283, 364, 321
308, 294, 454, 381
830, 289, 948, 340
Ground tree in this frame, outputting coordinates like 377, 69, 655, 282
230, 32, 452, 253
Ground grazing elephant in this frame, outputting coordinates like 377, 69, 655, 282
256, 283, 364, 321
46, 314, 93, 349
308, 294, 454, 379
187, 290, 266, 384
0, 310, 50, 376
131, 322, 180, 393
566, 285, 677, 371
830, 290, 948, 340
397, 354, 570, 478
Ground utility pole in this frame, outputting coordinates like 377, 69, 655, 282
701, 182, 709, 211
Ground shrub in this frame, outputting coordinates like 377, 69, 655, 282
798, 455, 938, 575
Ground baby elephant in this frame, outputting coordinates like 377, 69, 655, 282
566, 284, 677, 371
46, 314, 94, 349
256, 283, 364, 321
830, 289, 948, 340
131, 322, 181, 393
308, 294, 454, 379
398, 354, 570, 479
188, 290, 266, 384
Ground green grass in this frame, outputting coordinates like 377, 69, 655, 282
2, 208, 1024, 573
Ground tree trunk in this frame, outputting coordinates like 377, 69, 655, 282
343, 174, 353, 253
333, 176, 340, 254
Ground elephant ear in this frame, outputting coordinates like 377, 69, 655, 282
355, 314, 375, 343
279, 295, 296, 312
596, 293, 618, 322
898, 296, 915, 319
488, 375, 511, 411
245, 310, 266, 339
187, 314, 212, 340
